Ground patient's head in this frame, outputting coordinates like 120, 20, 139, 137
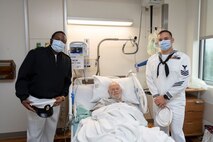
108, 82, 122, 101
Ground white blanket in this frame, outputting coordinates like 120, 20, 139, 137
72, 103, 174, 142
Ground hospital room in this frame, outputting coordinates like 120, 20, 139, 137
0, 0, 213, 142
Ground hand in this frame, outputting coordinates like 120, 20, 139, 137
54, 96, 65, 106
22, 99, 35, 112
154, 96, 167, 108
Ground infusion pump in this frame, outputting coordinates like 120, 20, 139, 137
69, 41, 88, 69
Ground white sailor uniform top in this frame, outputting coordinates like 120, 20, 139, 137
146, 50, 191, 107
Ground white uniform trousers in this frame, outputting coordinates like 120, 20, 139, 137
154, 104, 186, 142
27, 105, 60, 142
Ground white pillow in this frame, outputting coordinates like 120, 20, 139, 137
91, 75, 139, 104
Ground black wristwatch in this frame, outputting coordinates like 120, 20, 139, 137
163, 94, 170, 100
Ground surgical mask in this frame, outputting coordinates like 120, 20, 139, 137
159, 40, 171, 51
51, 39, 65, 53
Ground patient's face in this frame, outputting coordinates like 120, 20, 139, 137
108, 83, 122, 100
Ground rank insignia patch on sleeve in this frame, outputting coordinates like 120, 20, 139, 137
181, 65, 189, 76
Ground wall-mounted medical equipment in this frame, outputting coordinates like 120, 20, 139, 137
96, 37, 139, 75
69, 41, 88, 70
147, 28, 159, 55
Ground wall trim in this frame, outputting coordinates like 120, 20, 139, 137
0, 131, 26, 140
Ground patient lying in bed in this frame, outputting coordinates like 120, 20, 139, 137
73, 81, 175, 142
91, 81, 136, 111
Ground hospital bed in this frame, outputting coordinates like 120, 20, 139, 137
69, 72, 175, 142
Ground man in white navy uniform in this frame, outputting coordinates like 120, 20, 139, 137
146, 30, 191, 142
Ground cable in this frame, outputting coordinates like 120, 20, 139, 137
138, 2, 143, 48
134, 2, 144, 70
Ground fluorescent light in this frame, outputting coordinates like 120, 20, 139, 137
67, 17, 133, 27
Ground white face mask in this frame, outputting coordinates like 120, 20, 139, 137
51, 39, 65, 53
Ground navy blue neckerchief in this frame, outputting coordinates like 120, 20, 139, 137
157, 50, 177, 78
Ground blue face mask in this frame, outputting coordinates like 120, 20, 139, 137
51, 39, 65, 53
159, 40, 171, 51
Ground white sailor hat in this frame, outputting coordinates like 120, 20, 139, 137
28, 96, 56, 118
155, 106, 173, 127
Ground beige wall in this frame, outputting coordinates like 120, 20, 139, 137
67, 0, 153, 87
1, 0, 212, 135
0, 0, 27, 133
0, 0, 65, 134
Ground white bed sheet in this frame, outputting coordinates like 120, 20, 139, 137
72, 103, 175, 142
